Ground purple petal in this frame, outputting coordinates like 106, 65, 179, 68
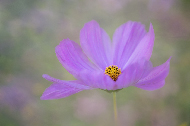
78, 70, 116, 90
42, 74, 92, 89
116, 59, 152, 89
134, 57, 171, 90
41, 83, 83, 100
41, 75, 93, 100
116, 64, 141, 89
42, 74, 62, 83
136, 80, 165, 90
55, 39, 97, 78
123, 23, 154, 69
80, 20, 112, 70
112, 21, 147, 69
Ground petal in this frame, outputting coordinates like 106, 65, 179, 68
123, 23, 155, 69
41, 75, 93, 100
55, 39, 97, 78
78, 70, 116, 90
112, 21, 147, 69
135, 80, 165, 90
116, 63, 142, 89
116, 59, 152, 89
78, 59, 152, 90
134, 57, 171, 90
41, 83, 83, 100
80, 20, 112, 70
42, 74, 92, 89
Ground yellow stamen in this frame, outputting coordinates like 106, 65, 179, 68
105, 65, 121, 81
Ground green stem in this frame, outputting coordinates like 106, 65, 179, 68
113, 92, 118, 126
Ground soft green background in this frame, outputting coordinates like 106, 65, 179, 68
0, 0, 190, 126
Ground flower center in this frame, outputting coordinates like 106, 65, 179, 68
104, 65, 121, 81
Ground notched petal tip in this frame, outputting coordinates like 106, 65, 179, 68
148, 23, 154, 37
81, 20, 100, 31
42, 74, 48, 78
40, 95, 48, 100
149, 23, 153, 30
162, 56, 171, 68
168, 56, 172, 62
55, 39, 71, 50
42, 74, 62, 83
165, 56, 172, 68
42, 74, 53, 81
84, 20, 99, 26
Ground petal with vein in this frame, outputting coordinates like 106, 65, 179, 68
78, 70, 116, 90
80, 20, 112, 70
124, 23, 154, 69
55, 39, 97, 78
116, 59, 152, 89
41, 77, 92, 100
112, 21, 147, 69
135, 57, 171, 90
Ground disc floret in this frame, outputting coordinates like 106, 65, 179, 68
105, 65, 121, 81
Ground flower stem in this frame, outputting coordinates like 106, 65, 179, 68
113, 92, 118, 126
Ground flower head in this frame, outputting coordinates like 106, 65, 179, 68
41, 20, 171, 100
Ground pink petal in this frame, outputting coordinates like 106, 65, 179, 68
116, 59, 152, 89
55, 39, 97, 78
135, 57, 171, 90
80, 20, 112, 70
124, 23, 154, 69
42, 74, 92, 89
41, 83, 83, 100
112, 21, 147, 69
136, 80, 165, 90
41, 75, 93, 100
78, 70, 116, 90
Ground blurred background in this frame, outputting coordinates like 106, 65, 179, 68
0, 0, 190, 126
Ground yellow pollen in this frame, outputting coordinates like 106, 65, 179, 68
104, 65, 121, 81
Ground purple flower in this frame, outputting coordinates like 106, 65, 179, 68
41, 20, 171, 100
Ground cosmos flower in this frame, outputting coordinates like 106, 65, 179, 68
41, 20, 171, 100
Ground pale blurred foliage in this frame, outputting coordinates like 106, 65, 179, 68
0, 0, 190, 126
